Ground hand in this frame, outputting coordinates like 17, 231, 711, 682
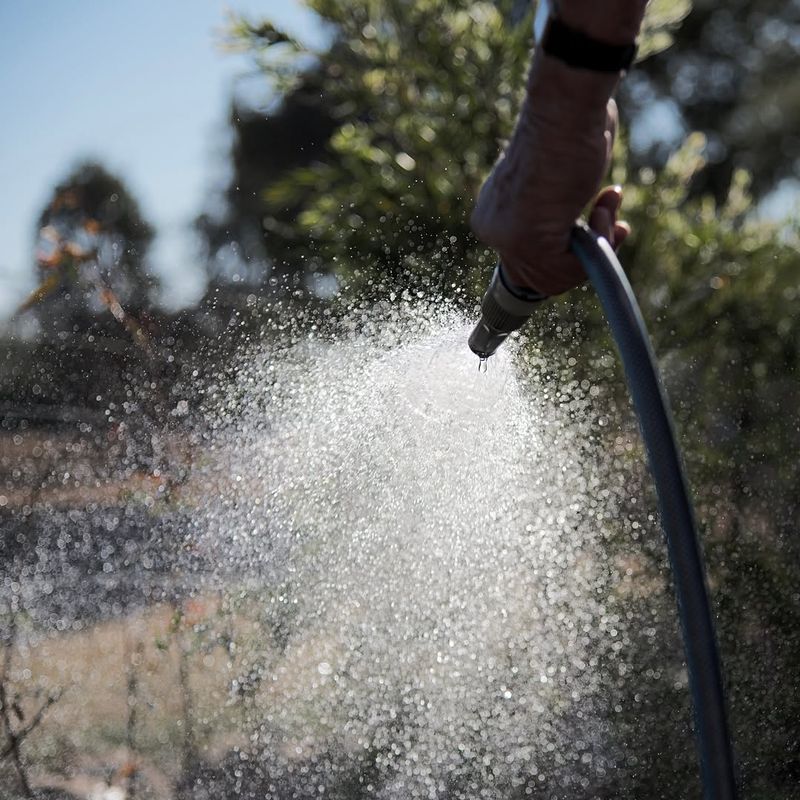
471, 50, 630, 296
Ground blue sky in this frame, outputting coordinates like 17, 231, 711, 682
0, 0, 323, 318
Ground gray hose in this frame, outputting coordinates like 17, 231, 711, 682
569, 222, 738, 800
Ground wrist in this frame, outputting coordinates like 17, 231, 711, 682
526, 48, 620, 130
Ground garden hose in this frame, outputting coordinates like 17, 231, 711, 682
469, 222, 738, 800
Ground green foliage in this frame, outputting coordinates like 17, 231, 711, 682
240, 1, 531, 294
226, 0, 698, 296
630, 0, 800, 196
637, 0, 692, 60
618, 133, 800, 502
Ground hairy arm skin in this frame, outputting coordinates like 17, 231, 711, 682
470, 0, 647, 295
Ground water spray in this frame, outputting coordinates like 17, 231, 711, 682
469, 223, 738, 800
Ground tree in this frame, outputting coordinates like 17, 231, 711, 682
27, 160, 157, 331
215, 2, 529, 297
626, 0, 800, 198
196, 77, 336, 291
214, 0, 688, 299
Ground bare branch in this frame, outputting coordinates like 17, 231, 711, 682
0, 688, 64, 761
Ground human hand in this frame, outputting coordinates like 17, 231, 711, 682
471, 50, 630, 296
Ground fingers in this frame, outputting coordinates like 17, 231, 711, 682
588, 186, 621, 242
588, 185, 630, 251
605, 99, 618, 167
613, 220, 631, 249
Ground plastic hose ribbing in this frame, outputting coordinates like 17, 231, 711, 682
569, 223, 738, 800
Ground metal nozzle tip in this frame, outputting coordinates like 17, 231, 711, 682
467, 263, 547, 359
468, 319, 509, 359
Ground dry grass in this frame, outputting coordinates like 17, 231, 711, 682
3, 595, 347, 799
7, 602, 241, 797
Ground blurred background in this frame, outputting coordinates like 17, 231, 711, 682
1, 1, 799, 798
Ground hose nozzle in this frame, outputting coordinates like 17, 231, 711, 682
468, 263, 547, 358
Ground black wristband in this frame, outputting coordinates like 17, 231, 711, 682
541, 16, 637, 73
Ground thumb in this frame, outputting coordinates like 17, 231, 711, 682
588, 186, 628, 249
